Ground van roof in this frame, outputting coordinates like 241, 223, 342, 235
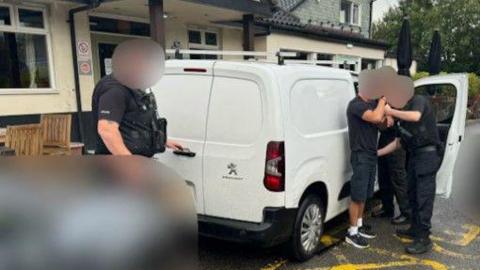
165, 60, 353, 80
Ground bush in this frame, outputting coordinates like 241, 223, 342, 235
412, 71, 430, 81
468, 73, 480, 100
413, 71, 480, 100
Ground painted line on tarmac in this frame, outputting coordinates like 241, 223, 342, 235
432, 242, 480, 260
260, 259, 287, 270
308, 246, 448, 270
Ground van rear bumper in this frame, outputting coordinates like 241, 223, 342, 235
198, 207, 297, 247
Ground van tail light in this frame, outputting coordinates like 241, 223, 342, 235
264, 141, 285, 192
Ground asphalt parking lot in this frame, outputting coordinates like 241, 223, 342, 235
198, 122, 480, 270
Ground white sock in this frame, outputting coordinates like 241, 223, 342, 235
358, 218, 363, 228
349, 226, 358, 236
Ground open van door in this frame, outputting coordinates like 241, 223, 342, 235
414, 74, 469, 198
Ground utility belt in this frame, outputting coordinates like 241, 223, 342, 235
413, 145, 438, 155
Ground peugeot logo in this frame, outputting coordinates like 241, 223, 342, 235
227, 163, 238, 176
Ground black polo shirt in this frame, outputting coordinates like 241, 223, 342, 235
91, 75, 143, 154
396, 95, 441, 151
347, 96, 379, 154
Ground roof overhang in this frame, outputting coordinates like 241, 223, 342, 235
255, 21, 389, 50
62, 0, 274, 16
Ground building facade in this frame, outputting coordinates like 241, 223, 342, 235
0, 0, 393, 150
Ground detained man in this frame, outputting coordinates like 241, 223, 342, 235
345, 70, 388, 249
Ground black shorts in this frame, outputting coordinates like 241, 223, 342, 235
350, 151, 377, 202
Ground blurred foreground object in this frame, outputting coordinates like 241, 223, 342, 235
0, 156, 197, 270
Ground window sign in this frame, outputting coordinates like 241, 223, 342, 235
104, 58, 112, 75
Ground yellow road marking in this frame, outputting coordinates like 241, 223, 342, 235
323, 247, 448, 270
260, 259, 287, 270
432, 242, 480, 260
455, 224, 480, 246
321, 235, 341, 246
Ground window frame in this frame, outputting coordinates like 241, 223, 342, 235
340, 1, 361, 26
187, 26, 220, 51
0, 3, 56, 94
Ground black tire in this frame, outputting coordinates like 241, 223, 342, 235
288, 194, 325, 262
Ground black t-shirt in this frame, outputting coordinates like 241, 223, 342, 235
396, 95, 441, 150
91, 75, 144, 154
347, 96, 379, 154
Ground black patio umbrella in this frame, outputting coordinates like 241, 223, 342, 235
396, 18, 413, 77
428, 30, 442, 75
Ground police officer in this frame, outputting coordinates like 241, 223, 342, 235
92, 39, 182, 157
378, 77, 441, 254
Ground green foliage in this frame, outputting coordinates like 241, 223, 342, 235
413, 71, 480, 99
373, 0, 480, 75
412, 71, 429, 81
468, 73, 480, 99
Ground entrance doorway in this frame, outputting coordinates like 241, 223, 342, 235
98, 43, 117, 78
91, 32, 147, 83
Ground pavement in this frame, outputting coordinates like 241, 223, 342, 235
199, 122, 480, 270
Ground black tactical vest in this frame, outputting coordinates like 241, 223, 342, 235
120, 89, 167, 157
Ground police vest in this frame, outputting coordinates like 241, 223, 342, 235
119, 90, 167, 157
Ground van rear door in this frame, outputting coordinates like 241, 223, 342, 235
152, 62, 214, 214
414, 74, 469, 198
202, 63, 280, 223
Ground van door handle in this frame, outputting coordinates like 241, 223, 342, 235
173, 148, 196, 158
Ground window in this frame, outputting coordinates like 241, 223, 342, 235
361, 58, 378, 70
188, 30, 201, 44
0, 6, 11, 26
206, 77, 262, 145
317, 53, 334, 67
340, 1, 361, 26
0, 5, 52, 90
187, 27, 219, 59
290, 80, 352, 135
415, 84, 457, 124
18, 9, 44, 28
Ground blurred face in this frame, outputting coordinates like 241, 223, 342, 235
358, 70, 381, 100
385, 75, 414, 109
112, 39, 165, 90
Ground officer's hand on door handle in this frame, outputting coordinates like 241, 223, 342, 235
166, 139, 184, 151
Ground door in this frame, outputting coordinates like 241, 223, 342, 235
414, 74, 469, 198
202, 73, 268, 222
152, 67, 214, 215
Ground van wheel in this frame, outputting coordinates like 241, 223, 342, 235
289, 195, 324, 262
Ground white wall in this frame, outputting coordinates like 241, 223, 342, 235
383, 57, 418, 76
265, 33, 386, 61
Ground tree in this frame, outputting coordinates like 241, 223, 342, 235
372, 0, 480, 75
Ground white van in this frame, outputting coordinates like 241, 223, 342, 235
152, 60, 468, 261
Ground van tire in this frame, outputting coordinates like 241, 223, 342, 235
288, 195, 324, 262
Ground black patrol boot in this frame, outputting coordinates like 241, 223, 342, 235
405, 237, 433, 254
396, 227, 416, 240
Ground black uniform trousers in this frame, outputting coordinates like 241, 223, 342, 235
406, 150, 440, 239
378, 148, 410, 217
